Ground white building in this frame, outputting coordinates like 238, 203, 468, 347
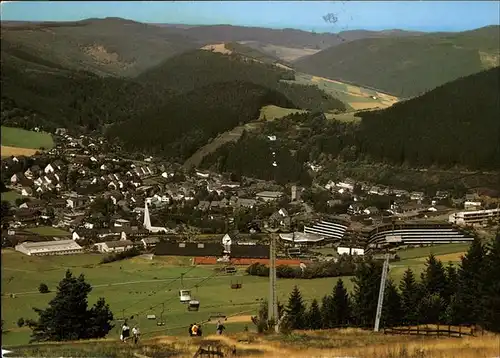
449, 208, 500, 226
15, 240, 83, 256
94, 240, 134, 253
337, 247, 365, 256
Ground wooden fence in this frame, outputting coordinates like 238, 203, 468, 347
383, 324, 482, 338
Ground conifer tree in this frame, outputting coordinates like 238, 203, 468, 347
320, 294, 334, 329
382, 279, 402, 327
453, 238, 486, 325
331, 278, 351, 326
286, 286, 306, 330
420, 254, 447, 298
481, 233, 500, 332
306, 299, 322, 330
399, 268, 421, 325
444, 262, 458, 303
28, 270, 114, 342
352, 259, 382, 327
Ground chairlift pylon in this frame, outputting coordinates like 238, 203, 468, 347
156, 303, 166, 326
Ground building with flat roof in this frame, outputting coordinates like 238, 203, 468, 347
448, 208, 500, 226
15, 240, 83, 256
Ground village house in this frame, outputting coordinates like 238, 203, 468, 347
15, 240, 84, 256
94, 240, 134, 253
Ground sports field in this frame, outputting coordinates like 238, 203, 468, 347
1, 243, 470, 346
1, 126, 54, 158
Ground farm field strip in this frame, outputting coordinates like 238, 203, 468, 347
1, 126, 54, 150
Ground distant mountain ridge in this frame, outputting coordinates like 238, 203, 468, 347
294, 25, 500, 97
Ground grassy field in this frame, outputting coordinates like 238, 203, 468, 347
1, 190, 22, 203
282, 72, 399, 111
1, 126, 54, 152
1, 146, 40, 158
259, 105, 306, 121
1, 243, 471, 347
26, 226, 71, 237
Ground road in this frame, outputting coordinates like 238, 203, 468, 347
4, 274, 246, 296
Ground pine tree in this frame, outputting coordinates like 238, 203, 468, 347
352, 259, 382, 327
453, 238, 486, 325
420, 254, 447, 298
444, 262, 458, 303
320, 294, 334, 329
418, 293, 446, 324
28, 270, 114, 342
306, 299, 322, 330
286, 286, 306, 330
481, 232, 500, 332
331, 278, 351, 326
399, 268, 421, 325
382, 279, 402, 328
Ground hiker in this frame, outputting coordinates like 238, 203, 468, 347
132, 326, 140, 344
189, 323, 194, 336
197, 324, 203, 337
216, 320, 225, 335
191, 323, 199, 337
121, 321, 130, 342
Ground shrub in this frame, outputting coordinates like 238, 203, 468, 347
100, 246, 141, 264
17, 318, 25, 327
38, 283, 49, 294
246, 255, 359, 279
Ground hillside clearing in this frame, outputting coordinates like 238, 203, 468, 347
282, 72, 399, 111
1, 126, 54, 150
1, 146, 40, 158
200, 43, 232, 55
259, 105, 306, 121
1, 190, 22, 203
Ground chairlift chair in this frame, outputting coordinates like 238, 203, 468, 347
179, 289, 192, 303
230, 280, 242, 289
188, 299, 200, 311
225, 266, 237, 274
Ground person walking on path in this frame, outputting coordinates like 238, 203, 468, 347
120, 321, 130, 342
216, 320, 225, 335
132, 326, 140, 344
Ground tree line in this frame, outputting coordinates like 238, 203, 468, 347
270, 235, 499, 333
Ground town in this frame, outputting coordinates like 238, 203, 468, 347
2, 130, 499, 258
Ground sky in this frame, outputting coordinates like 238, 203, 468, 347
1, 1, 499, 32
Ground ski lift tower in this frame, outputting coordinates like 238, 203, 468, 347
264, 220, 280, 332
374, 253, 391, 332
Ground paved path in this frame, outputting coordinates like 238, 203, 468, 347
5, 274, 245, 296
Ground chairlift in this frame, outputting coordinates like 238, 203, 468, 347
287, 247, 301, 256
230, 280, 242, 289
225, 266, 237, 274
179, 289, 191, 303
188, 299, 200, 312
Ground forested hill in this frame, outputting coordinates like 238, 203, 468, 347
294, 26, 500, 97
199, 68, 500, 186
357, 66, 500, 169
106, 81, 295, 161
2, 49, 345, 132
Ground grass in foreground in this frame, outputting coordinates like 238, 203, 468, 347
6, 329, 500, 358
1, 126, 54, 150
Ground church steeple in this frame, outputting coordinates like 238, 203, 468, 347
143, 200, 152, 229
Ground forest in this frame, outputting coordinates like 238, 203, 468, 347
201, 67, 500, 184
1, 49, 344, 135
257, 235, 500, 334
